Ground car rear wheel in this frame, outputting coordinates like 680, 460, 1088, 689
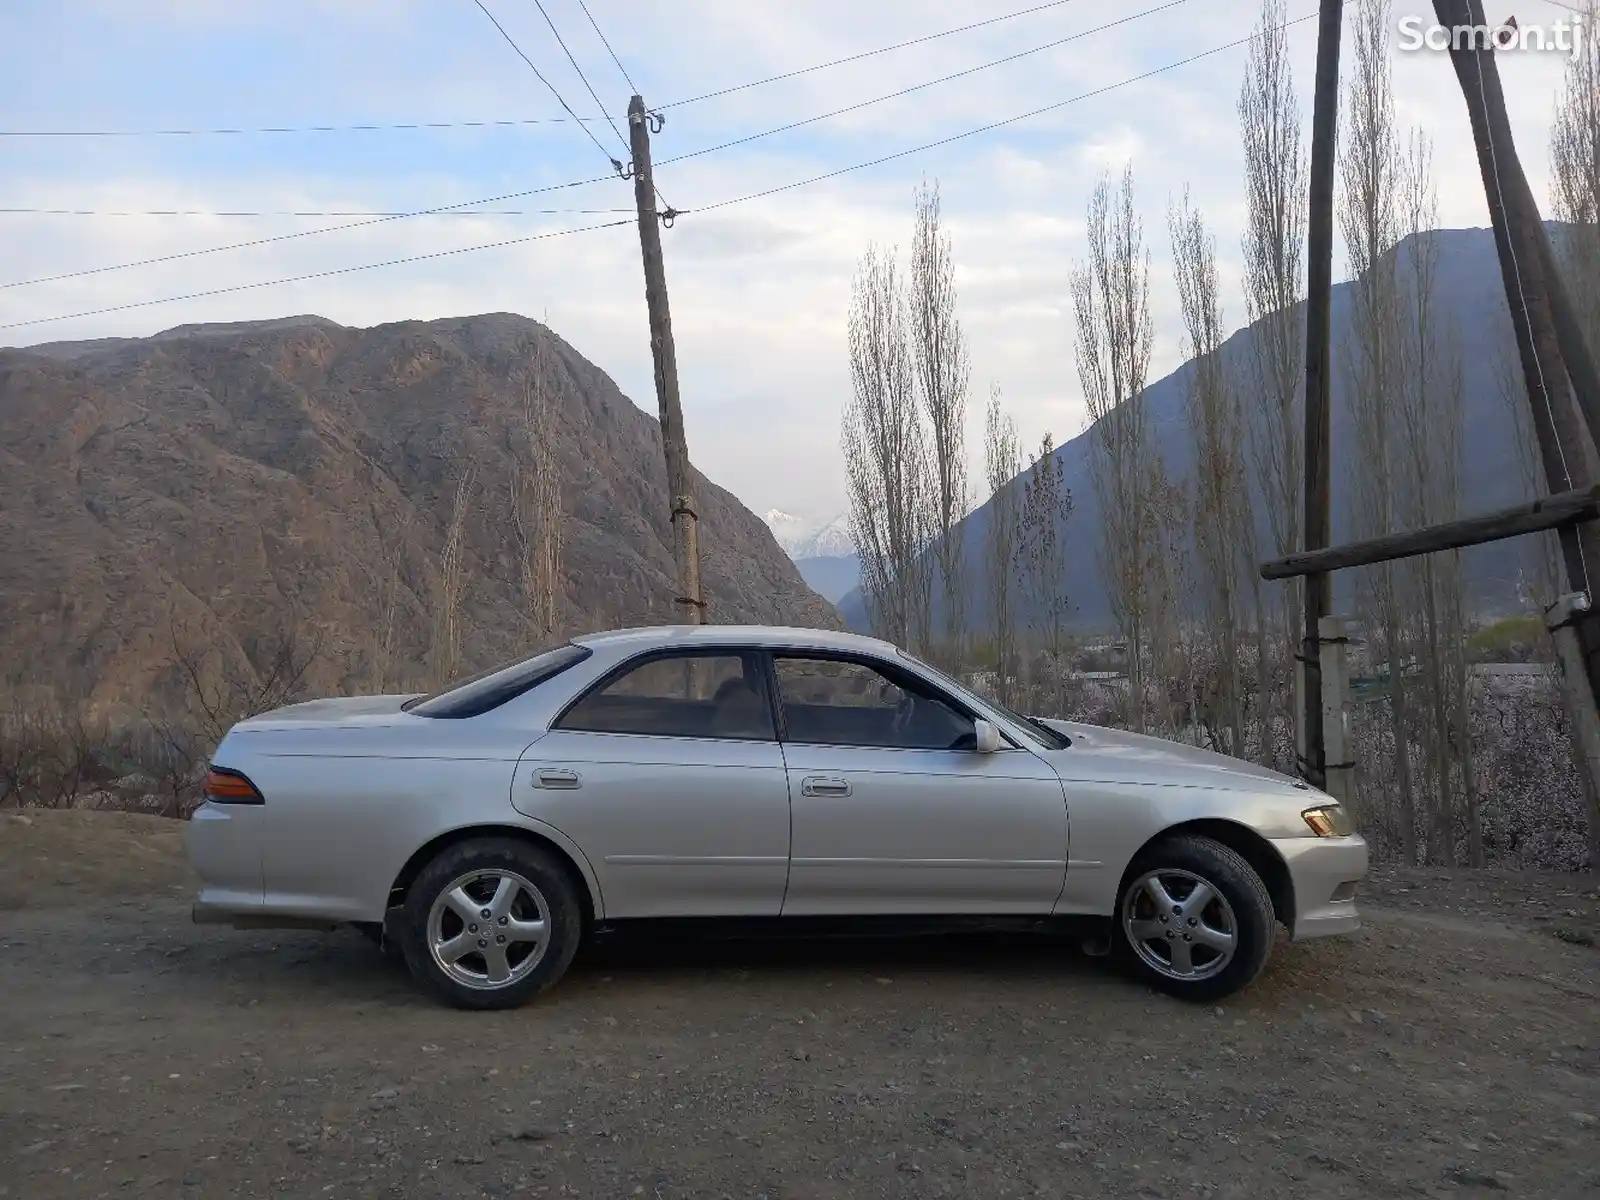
397, 837, 583, 1010
1113, 834, 1275, 1002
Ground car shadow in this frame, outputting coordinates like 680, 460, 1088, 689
133, 907, 1337, 1012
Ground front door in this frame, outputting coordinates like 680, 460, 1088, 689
512, 650, 790, 918
771, 653, 1069, 916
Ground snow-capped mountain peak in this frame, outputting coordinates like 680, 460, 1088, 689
762, 509, 854, 560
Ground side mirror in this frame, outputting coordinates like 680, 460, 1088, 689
973, 719, 1002, 754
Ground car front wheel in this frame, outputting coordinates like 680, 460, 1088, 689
1113, 834, 1276, 1002
398, 837, 583, 1010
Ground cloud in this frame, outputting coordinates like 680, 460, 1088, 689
0, 0, 1576, 522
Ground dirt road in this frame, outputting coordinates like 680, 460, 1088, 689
1, 811, 1597, 1199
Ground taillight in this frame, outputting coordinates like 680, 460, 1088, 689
205, 766, 264, 804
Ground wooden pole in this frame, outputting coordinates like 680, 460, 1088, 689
1433, 0, 1600, 688
627, 95, 705, 625
1298, 0, 1346, 791
1318, 615, 1354, 808
1262, 485, 1600, 579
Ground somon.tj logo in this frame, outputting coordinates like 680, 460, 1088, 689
1397, 13, 1586, 60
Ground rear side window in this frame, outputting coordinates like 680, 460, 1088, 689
556, 652, 775, 741
408, 644, 593, 719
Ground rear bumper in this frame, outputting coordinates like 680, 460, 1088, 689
1271, 833, 1368, 940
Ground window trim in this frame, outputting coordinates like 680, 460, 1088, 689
549, 646, 779, 743
766, 648, 1014, 753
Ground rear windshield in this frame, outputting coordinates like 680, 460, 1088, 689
406, 643, 593, 719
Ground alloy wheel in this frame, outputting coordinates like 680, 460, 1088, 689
426, 868, 551, 990
1121, 867, 1238, 981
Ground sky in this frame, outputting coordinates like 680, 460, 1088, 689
0, 0, 1586, 526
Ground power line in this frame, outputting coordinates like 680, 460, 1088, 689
0, 174, 619, 290
658, 0, 1084, 111
530, 0, 629, 152
577, 0, 639, 93
0, 0, 1085, 139
0, 116, 606, 137
1, 0, 1173, 279
0, 219, 631, 331
469, 0, 623, 172
0, 206, 634, 218
2, 6, 1324, 332
687, 5, 1330, 216
655, 0, 1189, 171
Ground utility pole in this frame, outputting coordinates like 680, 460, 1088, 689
627, 94, 705, 625
1433, 0, 1600, 854
1298, 0, 1345, 791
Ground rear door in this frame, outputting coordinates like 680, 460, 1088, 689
511, 649, 791, 918
771, 653, 1068, 916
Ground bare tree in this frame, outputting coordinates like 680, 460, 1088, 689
1017, 433, 1072, 711
1071, 165, 1161, 733
1170, 187, 1249, 756
430, 468, 477, 686
168, 610, 325, 748
370, 506, 413, 694
1339, 0, 1419, 859
1551, 0, 1600, 344
1392, 129, 1466, 865
984, 385, 1023, 704
908, 179, 971, 668
1239, 0, 1306, 766
511, 330, 564, 643
844, 242, 934, 651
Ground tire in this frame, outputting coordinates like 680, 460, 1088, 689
397, 837, 584, 1011
1112, 834, 1275, 1003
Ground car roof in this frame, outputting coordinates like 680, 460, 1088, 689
569, 624, 900, 655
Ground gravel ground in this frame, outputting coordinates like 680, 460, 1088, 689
1, 810, 1597, 1199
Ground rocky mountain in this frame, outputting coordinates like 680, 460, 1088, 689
0, 313, 839, 714
840, 226, 1553, 634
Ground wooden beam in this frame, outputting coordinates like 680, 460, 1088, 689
1261, 486, 1600, 580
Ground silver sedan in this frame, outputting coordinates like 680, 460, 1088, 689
186, 625, 1367, 1008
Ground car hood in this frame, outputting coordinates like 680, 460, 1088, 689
236, 694, 423, 727
1032, 717, 1314, 795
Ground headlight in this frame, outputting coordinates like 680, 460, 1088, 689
1302, 804, 1352, 837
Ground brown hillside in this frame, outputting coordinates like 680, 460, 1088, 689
0, 312, 838, 713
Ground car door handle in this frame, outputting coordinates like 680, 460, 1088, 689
533, 768, 582, 789
801, 776, 851, 798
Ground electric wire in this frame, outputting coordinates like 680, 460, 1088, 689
657, 0, 1084, 111
0, 0, 1170, 268
0, 206, 633, 218
2, 5, 1322, 325
685, 5, 1327, 216
577, 0, 639, 93
531, 0, 629, 152
0, 0, 1086, 138
0, 174, 620, 290
0, 218, 632, 331
654, 0, 1189, 172
469, 0, 623, 171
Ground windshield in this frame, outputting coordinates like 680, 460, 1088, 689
895, 649, 1071, 750
406, 643, 592, 719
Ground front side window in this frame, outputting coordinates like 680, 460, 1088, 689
773, 656, 976, 750
557, 653, 775, 741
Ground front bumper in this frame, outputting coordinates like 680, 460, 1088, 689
1271, 833, 1368, 940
